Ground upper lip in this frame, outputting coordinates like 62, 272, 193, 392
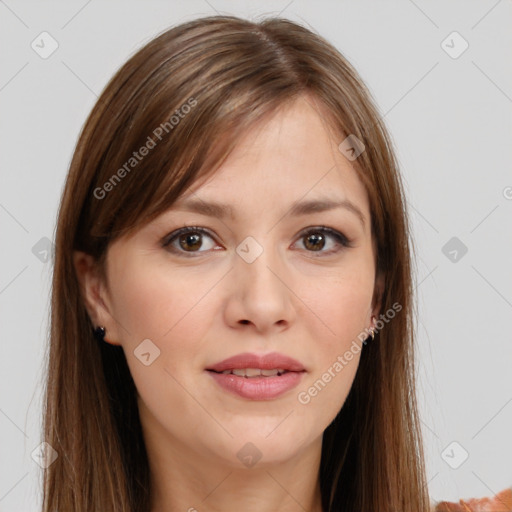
206, 352, 306, 373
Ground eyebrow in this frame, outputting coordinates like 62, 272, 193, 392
172, 197, 366, 227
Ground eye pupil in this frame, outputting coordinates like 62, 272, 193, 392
179, 233, 202, 251
304, 232, 325, 251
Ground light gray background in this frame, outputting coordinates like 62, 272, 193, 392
1, 1, 511, 510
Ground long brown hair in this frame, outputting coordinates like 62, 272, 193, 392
42, 14, 429, 512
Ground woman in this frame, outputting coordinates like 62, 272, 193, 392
42, 14, 504, 512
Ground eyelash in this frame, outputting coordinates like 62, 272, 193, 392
161, 225, 353, 257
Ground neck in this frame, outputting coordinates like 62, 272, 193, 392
150, 464, 324, 512
144, 416, 324, 512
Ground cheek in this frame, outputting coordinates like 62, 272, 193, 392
109, 263, 216, 436
107, 258, 218, 396
108, 256, 218, 345
294, 260, 373, 416
302, 258, 375, 344
307, 279, 369, 381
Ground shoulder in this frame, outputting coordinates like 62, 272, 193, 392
431, 486, 512, 512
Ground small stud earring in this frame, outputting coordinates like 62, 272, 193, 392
94, 326, 106, 341
369, 315, 376, 341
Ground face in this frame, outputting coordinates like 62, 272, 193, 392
75, 95, 382, 470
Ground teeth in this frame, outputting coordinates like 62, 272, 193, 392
220, 368, 287, 377
244, 368, 263, 377
261, 369, 280, 377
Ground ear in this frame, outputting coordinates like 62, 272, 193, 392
370, 271, 385, 326
72, 250, 121, 346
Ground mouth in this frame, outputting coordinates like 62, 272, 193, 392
205, 352, 306, 400
208, 368, 292, 377
206, 351, 305, 373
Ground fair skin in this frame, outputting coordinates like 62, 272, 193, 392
74, 95, 382, 512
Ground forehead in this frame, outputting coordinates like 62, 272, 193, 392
176, 96, 370, 225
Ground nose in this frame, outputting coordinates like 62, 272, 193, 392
223, 241, 296, 335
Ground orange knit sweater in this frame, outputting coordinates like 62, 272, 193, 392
431, 487, 512, 511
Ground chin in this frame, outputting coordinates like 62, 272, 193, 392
209, 417, 315, 467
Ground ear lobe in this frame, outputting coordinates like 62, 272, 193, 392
72, 250, 120, 345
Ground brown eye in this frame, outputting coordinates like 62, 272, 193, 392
303, 232, 326, 251
178, 232, 202, 251
163, 227, 218, 255
295, 227, 351, 255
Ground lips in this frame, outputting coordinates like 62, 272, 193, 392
206, 352, 306, 400
206, 352, 306, 373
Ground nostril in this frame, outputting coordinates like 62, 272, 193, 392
240, 319, 250, 325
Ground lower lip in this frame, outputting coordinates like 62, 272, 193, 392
207, 370, 305, 400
